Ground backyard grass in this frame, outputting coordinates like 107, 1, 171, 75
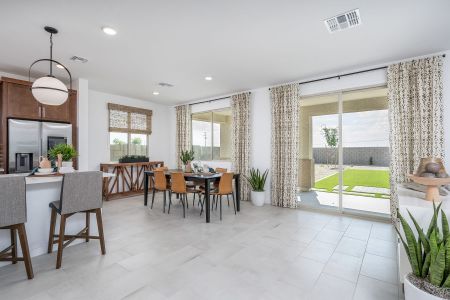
314, 168, 390, 198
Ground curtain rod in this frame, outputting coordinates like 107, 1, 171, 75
188, 92, 252, 106
268, 53, 446, 89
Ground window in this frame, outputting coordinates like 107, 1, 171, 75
108, 103, 152, 161
192, 108, 232, 160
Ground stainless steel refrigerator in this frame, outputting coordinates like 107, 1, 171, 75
8, 119, 72, 173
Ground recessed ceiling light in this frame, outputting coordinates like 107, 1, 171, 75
102, 27, 117, 36
56, 64, 64, 69
153, 91, 160, 95
204, 76, 213, 81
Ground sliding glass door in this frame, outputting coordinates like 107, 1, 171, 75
298, 86, 390, 217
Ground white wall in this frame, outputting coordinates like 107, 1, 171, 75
87, 90, 171, 171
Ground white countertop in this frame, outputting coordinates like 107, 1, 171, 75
1, 172, 115, 185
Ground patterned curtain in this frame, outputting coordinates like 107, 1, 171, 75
175, 105, 192, 169
231, 92, 251, 201
270, 84, 300, 208
387, 55, 444, 218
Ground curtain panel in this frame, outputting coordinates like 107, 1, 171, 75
387, 55, 444, 218
175, 105, 192, 169
270, 84, 300, 208
231, 92, 251, 201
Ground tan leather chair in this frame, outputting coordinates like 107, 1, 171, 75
201, 172, 236, 220
169, 172, 200, 218
151, 170, 171, 213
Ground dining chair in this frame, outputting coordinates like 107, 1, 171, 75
151, 170, 171, 213
154, 166, 168, 171
47, 171, 106, 269
201, 172, 236, 220
0, 175, 34, 279
169, 172, 201, 217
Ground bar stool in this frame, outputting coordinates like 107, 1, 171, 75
0, 175, 34, 279
47, 171, 106, 269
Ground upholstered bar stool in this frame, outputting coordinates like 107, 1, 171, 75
47, 171, 106, 269
0, 175, 34, 279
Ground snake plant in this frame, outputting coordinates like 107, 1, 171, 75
396, 202, 450, 287
244, 168, 268, 192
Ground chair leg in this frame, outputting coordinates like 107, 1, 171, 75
151, 188, 156, 209
48, 208, 57, 253
168, 191, 172, 214
163, 190, 166, 213
192, 193, 195, 207
56, 215, 66, 269
180, 194, 186, 218
199, 195, 204, 216
232, 192, 236, 215
85, 211, 90, 242
215, 195, 219, 210
227, 195, 230, 207
17, 224, 33, 279
10, 228, 17, 264
186, 193, 189, 209
220, 196, 222, 221
95, 209, 106, 255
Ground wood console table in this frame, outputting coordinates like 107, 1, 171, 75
100, 161, 164, 200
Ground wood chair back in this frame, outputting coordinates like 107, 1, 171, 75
171, 172, 187, 194
215, 168, 227, 173
154, 170, 168, 190
218, 172, 234, 195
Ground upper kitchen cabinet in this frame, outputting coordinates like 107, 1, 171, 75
1, 77, 76, 123
4, 78, 41, 119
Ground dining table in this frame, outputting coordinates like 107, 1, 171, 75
143, 170, 240, 223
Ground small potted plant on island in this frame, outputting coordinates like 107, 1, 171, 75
180, 150, 195, 173
244, 168, 268, 207
48, 144, 77, 173
397, 203, 450, 299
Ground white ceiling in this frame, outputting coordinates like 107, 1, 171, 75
1, 0, 449, 105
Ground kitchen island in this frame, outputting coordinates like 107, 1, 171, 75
0, 173, 113, 268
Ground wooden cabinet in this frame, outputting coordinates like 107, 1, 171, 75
6, 81, 41, 119
0, 77, 78, 172
41, 101, 70, 122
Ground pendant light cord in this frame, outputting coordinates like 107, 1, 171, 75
49, 33, 53, 76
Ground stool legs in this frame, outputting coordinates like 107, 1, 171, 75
95, 209, 106, 255
86, 212, 90, 242
48, 208, 57, 253
17, 224, 34, 279
56, 215, 66, 269
10, 228, 17, 264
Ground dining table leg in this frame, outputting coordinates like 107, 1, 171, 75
205, 178, 210, 223
144, 173, 149, 206
235, 174, 240, 212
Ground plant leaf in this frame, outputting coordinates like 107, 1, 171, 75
422, 252, 431, 278
407, 209, 430, 253
443, 211, 449, 242
430, 243, 446, 287
398, 211, 421, 276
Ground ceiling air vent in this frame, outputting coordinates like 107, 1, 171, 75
70, 56, 88, 63
324, 9, 361, 33
158, 82, 174, 88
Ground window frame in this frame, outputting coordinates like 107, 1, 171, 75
109, 132, 149, 161
191, 107, 232, 161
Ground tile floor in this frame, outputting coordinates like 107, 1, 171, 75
0, 194, 402, 300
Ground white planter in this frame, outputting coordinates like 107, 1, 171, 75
251, 191, 265, 207
404, 275, 443, 300
59, 161, 74, 173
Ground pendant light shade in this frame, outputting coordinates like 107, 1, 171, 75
31, 76, 68, 105
29, 26, 72, 106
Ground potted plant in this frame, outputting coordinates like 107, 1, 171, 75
180, 150, 195, 173
396, 202, 450, 299
48, 144, 77, 172
244, 168, 268, 207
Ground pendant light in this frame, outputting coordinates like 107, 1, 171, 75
28, 26, 72, 106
